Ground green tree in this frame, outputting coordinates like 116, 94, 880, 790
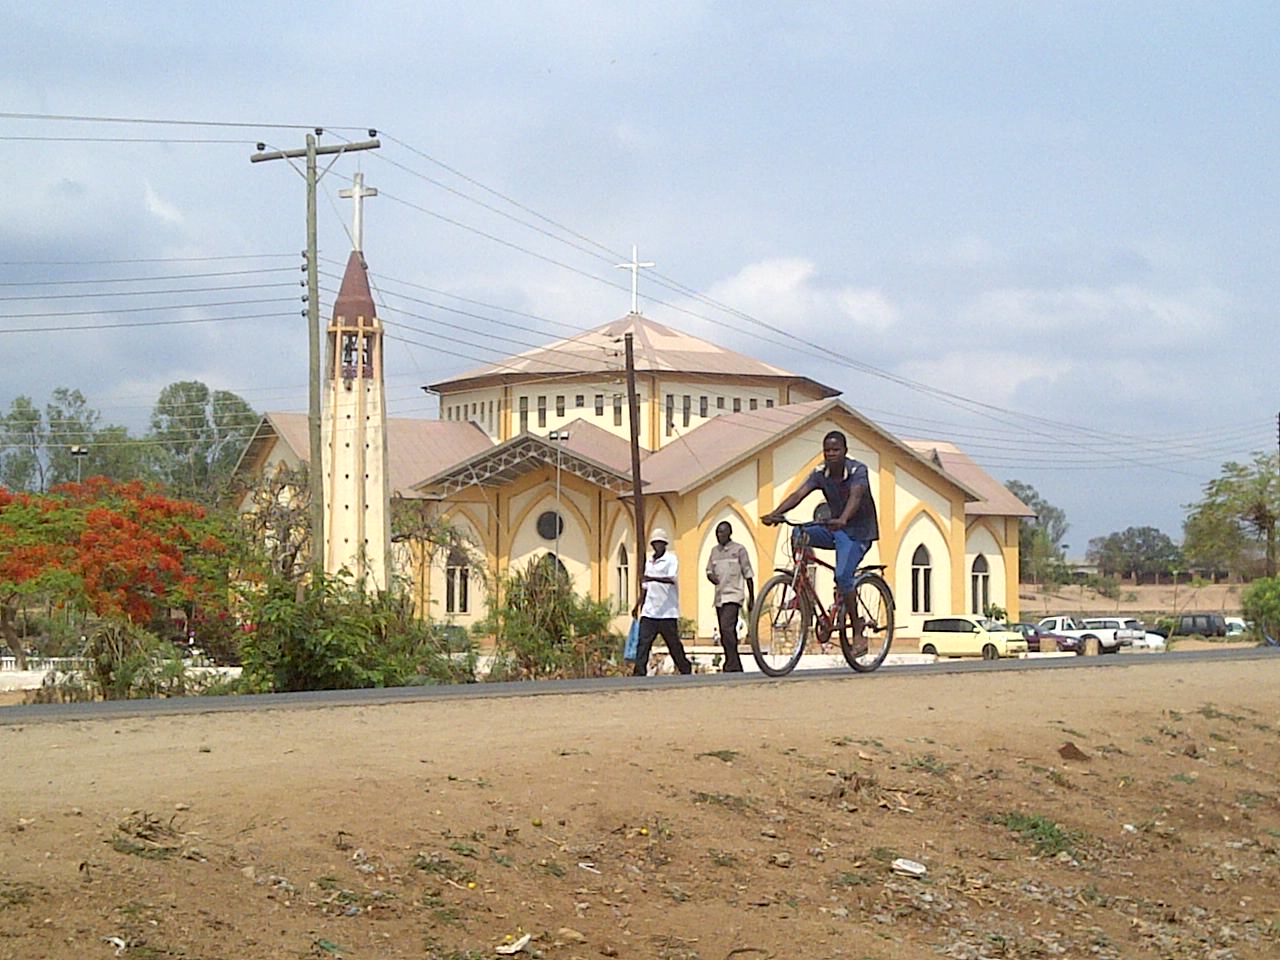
1005, 480, 1070, 584
1183, 453, 1279, 578
0, 395, 47, 491
150, 381, 258, 502
44, 388, 99, 486
1086, 526, 1181, 580
83, 425, 155, 484
1241, 577, 1280, 643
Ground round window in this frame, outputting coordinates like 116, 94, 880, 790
536, 510, 563, 541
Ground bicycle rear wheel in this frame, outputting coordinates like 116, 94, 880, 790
838, 572, 895, 672
750, 572, 810, 676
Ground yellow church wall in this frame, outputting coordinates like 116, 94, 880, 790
602, 501, 638, 631
1002, 517, 1021, 620
896, 510, 952, 639
508, 491, 593, 592
696, 461, 758, 524
895, 466, 952, 532
423, 507, 490, 629
965, 520, 1006, 617
693, 502, 761, 642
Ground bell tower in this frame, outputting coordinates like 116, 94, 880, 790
322, 247, 391, 590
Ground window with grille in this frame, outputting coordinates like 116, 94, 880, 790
911, 545, 932, 614
971, 554, 990, 615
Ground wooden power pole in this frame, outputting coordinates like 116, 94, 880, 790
250, 131, 379, 573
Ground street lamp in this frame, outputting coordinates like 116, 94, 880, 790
548, 431, 571, 562
69, 445, 89, 482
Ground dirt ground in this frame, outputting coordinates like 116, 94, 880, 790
2, 658, 1279, 960
1019, 581, 1247, 620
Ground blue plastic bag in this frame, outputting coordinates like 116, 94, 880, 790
624, 619, 640, 661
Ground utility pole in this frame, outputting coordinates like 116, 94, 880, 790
251, 130, 379, 574
549, 430, 571, 563
624, 333, 646, 607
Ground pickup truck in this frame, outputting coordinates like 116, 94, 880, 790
1036, 616, 1116, 656
1081, 617, 1144, 650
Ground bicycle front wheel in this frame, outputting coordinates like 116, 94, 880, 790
838, 573, 895, 672
750, 573, 810, 676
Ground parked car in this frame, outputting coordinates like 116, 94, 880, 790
1167, 613, 1228, 638
1010, 621, 1081, 654
920, 616, 1029, 660
1036, 616, 1115, 655
1225, 617, 1249, 637
1080, 617, 1145, 649
1132, 632, 1167, 651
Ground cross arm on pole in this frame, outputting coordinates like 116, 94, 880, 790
250, 138, 380, 163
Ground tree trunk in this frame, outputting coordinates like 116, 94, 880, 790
1266, 520, 1276, 579
1, 599, 28, 671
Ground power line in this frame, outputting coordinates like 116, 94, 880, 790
0, 266, 297, 286
0, 281, 297, 302
0, 111, 367, 131
0, 296, 296, 321
0, 135, 254, 144
0, 309, 294, 335
0, 253, 297, 266
369, 135, 1251, 469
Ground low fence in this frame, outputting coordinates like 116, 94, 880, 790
0, 656, 93, 673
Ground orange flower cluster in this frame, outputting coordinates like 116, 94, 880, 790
0, 478, 229, 626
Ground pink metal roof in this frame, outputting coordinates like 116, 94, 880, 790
428, 313, 839, 397
901, 439, 1035, 518
255, 412, 493, 497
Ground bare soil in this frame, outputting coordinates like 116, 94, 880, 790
2, 658, 1279, 960
1019, 582, 1246, 620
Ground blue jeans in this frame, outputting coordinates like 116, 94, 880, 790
794, 525, 870, 596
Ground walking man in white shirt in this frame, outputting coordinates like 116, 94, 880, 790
706, 521, 755, 672
632, 528, 692, 676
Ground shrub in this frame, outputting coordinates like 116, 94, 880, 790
237, 574, 476, 692
1242, 577, 1280, 643
481, 556, 621, 679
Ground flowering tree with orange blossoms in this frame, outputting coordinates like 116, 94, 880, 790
0, 478, 235, 666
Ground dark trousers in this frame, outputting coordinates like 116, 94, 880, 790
633, 617, 692, 676
716, 602, 744, 672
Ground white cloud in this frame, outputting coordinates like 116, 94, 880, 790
705, 258, 899, 333
963, 284, 1225, 347
144, 181, 183, 224
896, 350, 1060, 407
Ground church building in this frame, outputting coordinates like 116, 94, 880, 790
236, 301, 1032, 645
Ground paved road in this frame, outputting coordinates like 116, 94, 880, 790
3, 646, 1276, 725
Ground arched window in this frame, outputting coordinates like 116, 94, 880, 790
911, 544, 932, 615
616, 544, 630, 613
971, 553, 990, 615
446, 547, 469, 615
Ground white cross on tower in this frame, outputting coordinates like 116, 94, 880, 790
339, 172, 378, 252
615, 244, 655, 314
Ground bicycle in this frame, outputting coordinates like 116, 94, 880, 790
749, 519, 895, 676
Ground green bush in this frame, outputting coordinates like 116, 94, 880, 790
481, 556, 622, 680
1242, 577, 1280, 643
79, 621, 227, 700
1085, 574, 1121, 600
237, 574, 476, 692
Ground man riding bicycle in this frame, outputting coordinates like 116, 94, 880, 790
762, 429, 879, 652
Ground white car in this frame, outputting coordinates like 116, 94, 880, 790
1132, 632, 1167, 651
1225, 617, 1249, 637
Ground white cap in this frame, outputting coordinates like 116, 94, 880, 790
649, 527, 670, 544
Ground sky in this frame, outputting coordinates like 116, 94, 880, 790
3, 1, 1277, 554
